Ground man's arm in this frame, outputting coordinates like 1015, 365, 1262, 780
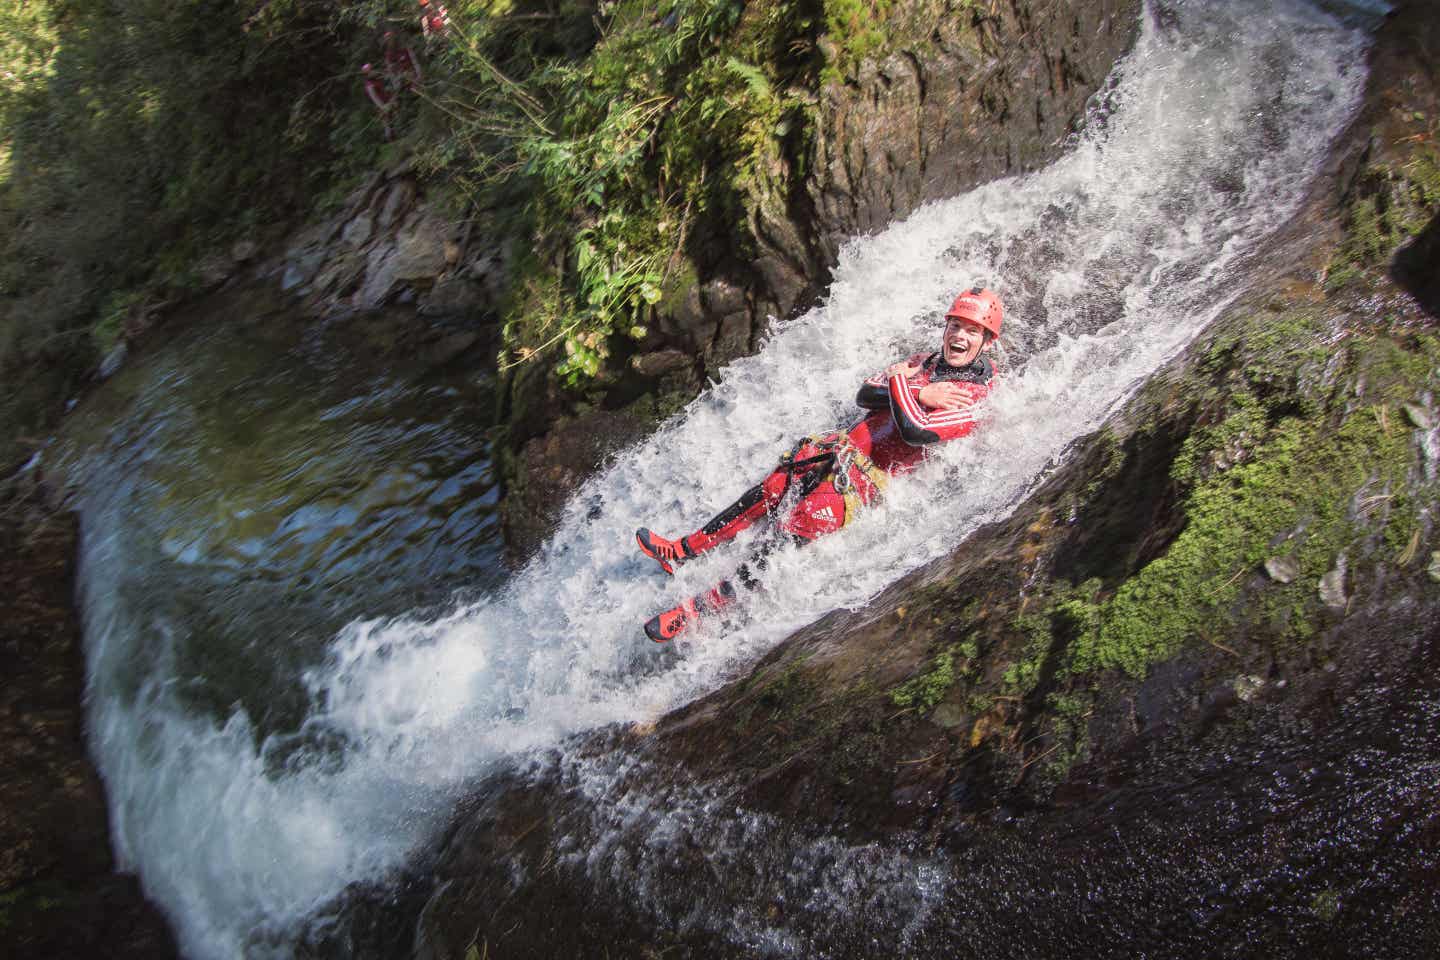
855, 380, 891, 410
888, 376, 989, 445
855, 353, 927, 410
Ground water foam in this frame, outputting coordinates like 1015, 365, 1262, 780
74, 0, 1367, 954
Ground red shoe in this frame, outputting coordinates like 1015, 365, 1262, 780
644, 598, 701, 642
635, 528, 693, 575
643, 582, 736, 643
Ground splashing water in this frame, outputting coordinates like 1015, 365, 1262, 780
66, 0, 1368, 955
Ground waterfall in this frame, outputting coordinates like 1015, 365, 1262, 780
67, 0, 1368, 955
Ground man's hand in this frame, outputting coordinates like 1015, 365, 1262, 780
918, 381, 974, 411
886, 361, 921, 379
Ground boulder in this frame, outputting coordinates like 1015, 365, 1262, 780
355, 242, 399, 307
630, 349, 691, 377
1264, 555, 1300, 584
355, 215, 449, 308
417, 330, 480, 369
196, 251, 234, 289
311, 252, 368, 298
377, 178, 418, 229
389, 213, 451, 280
504, 408, 657, 556
707, 311, 752, 364
281, 246, 325, 292
419, 277, 491, 319
341, 212, 375, 248
701, 277, 746, 316
1319, 557, 1348, 611
97, 343, 127, 380
805, 0, 1141, 260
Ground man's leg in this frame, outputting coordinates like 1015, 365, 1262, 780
642, 536, 793, 642
636, 467, 793, 574
643, 477, 848, 642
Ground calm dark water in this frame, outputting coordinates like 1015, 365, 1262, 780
53, 295, 505, 741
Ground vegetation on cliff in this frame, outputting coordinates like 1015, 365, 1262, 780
431, 0, 965, 389
0, 0, 953, 467
0, 0, 389, 466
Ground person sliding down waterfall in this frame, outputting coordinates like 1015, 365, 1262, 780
636, 287, 1003, 642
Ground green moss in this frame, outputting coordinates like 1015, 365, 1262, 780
890, 646, 957, 711
1039, 691, 1093, 781
1063, 333, 1437, 679
820, 0, 897, 82
817, 0, 970, 84
1234, 308, 1333, 405
1081, 429, 1124, 497
998, 582, 1102, 695
1325, 126, 1440, 289
756, 663, 811, 712
1000, 609, 1051, 695
734, 653, 819, 729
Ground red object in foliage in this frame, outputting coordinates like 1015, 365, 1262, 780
419, 0, 450, 38
361, 64, 392, 108
382, 31, 422, 85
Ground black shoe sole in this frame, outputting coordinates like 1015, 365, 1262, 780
635, 527, 677, 575
644, 614, 672, 642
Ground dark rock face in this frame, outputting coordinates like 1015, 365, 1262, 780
1394, 211, 1440, 313
0, 483, 177, 959
501, 406, 661, 552
501, 0, 1144, 558
734, 0, 1143, 347
807, 0, 1140, 258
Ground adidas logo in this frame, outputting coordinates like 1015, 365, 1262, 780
811, 505, 837, 522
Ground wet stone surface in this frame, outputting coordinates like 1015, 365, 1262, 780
0, 485, 177, 960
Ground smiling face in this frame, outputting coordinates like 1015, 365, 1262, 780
941, 317, 991, 367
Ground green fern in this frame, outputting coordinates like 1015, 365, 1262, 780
724, 57, 772, 99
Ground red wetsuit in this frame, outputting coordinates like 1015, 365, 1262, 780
680, 351, 996, 553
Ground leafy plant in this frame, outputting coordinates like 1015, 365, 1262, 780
420, 0, 824, 387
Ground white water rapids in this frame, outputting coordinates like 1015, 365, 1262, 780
68, 0, 1369, 955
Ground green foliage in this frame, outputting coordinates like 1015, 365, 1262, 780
0, 1, 57, 175
427, 0, 822, 388
0, 0, 388, 459
820, 0, 895, 82
0, 0, 940, 424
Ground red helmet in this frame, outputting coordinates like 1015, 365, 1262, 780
945, 287, 1003, 340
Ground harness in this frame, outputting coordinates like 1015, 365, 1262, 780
776, 432, 890, 525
